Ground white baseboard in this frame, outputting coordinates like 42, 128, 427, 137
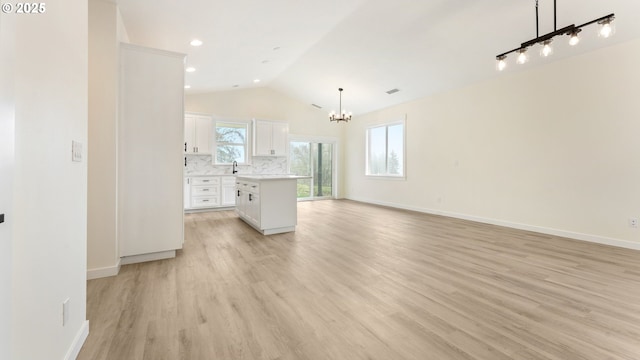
64, 320, 89, 360
185, 206, 234, 214
346, 196, 640, 251
86, 259, 121, 280
120, 250, 176, 265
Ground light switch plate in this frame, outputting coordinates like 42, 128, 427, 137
72, 141, 82, 162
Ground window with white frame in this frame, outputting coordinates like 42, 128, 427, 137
214, 120, 250, 164
366, 120, 405, 177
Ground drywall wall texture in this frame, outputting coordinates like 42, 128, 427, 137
186, 87, 346, 197
345, 38, 640, 249
88, 0, 119, 277
12, 0, 89, 358
87, 0, 130, 278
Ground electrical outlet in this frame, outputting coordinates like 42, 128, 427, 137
62, 298, 70, 326
629, 218, 638, 229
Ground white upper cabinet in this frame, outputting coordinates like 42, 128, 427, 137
253, 119, 288, 156
185, 113, 212, 154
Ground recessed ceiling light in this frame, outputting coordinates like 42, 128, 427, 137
186, 67, 196, 72
253, 79, 260, 83
190, 39, 203, 47
184, 85, 191, 89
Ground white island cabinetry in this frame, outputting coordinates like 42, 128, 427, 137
235, 175, 303, 235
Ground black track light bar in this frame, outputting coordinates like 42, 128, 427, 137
496, 0, 615, 60
520, 24, 576, 49
576, 13, 615, 30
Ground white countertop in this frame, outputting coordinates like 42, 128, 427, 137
188, 174, 236, 177
236, 174, 311, 181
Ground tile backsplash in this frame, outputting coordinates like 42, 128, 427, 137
185, 155, 288, 176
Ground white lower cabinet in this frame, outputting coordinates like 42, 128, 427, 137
184, 176, 236, 210
245, 184, 261, 225
221, 176, 237, 206
190, 176, 220, 208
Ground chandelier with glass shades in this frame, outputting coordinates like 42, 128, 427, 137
496, 0, 614, 71
329, 88, 352, 123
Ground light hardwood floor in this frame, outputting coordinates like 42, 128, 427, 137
78, 200, 640, 360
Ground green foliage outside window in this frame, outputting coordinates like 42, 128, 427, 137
215, 122, 247, 164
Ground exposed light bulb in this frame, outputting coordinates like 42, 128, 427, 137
516, 49, 529, 64
599, 21, 613, 38
569, 32, 580, 46
496, 56, 507, 71
540, 40, 553, 57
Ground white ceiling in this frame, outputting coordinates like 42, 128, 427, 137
117, 0, 640, 116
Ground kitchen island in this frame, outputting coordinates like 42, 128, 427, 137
235, 175, 308, 235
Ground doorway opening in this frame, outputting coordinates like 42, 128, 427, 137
289, 138, 337, 200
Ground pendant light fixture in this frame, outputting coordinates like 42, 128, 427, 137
568, 29, 581, 46
329, 88, 352, 123
516, 48, 529, 64
496, 0, 614, 71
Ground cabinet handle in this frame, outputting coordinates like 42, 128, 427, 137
249, 194, 252, 201
237, 190, 240, 197
184, 157, 187, 167
203, 180, 209, 182
184, 142, 187, 152
270, 149, 275, 155
202, 189, 209, 191
202, 199, 209, 202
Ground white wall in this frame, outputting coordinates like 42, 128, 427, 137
0, 10, 15, 360
186, 87, 346, 196
87, 0, 129, 279
116, 3, 130, 43
346, 38, 640, 249
88, 0, 119, 278
11, 0, 89, 358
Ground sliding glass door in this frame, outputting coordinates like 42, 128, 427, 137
289, 139, 335, 200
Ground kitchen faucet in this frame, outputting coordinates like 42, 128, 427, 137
232, 161, 238, 174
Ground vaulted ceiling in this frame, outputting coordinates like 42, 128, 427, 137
117, 0, 640, 115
